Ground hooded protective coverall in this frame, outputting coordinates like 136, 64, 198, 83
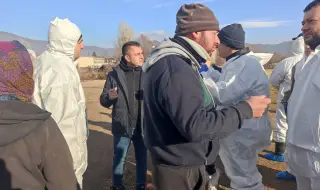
33, 18, 88, 188
269, 36, 304, 144
285, 44, 320, 189
201, 50, 271, 190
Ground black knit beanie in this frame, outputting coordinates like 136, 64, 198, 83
218, 23, 245, 50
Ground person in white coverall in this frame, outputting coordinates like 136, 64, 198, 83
265, 35, 314, 181
265, 34, 305, 163
200, 23, 271, 190
284, 1, 320, 189
33, 17, 88, 189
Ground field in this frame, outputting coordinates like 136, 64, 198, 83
81, 69, 296, 190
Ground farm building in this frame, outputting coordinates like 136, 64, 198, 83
76, 56, 117, 69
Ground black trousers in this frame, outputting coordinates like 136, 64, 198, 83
275, 141, 286, 155
152, 162, 207, 190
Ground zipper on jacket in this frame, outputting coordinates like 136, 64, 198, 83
133, 69, 136, 120
196, 68, 215, 108
132, 69, 136, 136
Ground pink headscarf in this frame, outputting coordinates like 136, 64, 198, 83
0, 41, 34, 102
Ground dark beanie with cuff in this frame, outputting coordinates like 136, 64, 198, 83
175, 3, 219, 35
218, 23, 245, 50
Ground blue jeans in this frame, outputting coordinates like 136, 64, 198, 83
112, 132, 147, 186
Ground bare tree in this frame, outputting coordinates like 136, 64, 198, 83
114, 21, 135, 60
138, 34, 152, 58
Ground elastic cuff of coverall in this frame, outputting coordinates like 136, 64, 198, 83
233, 101, 253, 128
275, 142, 286, 155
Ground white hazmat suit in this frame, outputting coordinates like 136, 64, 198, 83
33, 18, 88, 188
201, 51, 271, 190
285, 44, 320, 189
269, 36, 304, 143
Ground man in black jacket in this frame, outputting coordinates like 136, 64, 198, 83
142, 3, 271, 190
100, 41, 153, 190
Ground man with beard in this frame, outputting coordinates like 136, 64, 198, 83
285, 0, 320, 189
142, 3, 271, 190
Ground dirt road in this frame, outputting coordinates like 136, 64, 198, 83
82, 80, 296, 190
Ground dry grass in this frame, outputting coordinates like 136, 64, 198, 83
78, 67, 108, 81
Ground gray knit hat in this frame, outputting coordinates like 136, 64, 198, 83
218, 23, 245, 50
175, 3, 219, 35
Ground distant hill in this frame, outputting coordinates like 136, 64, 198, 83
0, 31, 115, 57
0, 31, 293, 58
249, 41, 293, 57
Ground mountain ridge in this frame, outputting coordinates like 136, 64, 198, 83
0, 31, 292, 57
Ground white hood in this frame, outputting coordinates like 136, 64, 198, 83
48, 17, 81, 59
253, 53, 274, 66
289, 36, 304, 57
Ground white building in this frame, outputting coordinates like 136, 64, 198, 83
76, 56, 116, 69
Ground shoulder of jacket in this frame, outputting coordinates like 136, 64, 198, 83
233, 55, 261, 70
150, 55, 195, 86
278, 56, 302, 69
159, 55, 191, 70
107, 67, 118, 77
30, 115, 55, 142
35, 65, 73, 89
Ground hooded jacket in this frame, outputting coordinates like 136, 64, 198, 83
269, 36, 304, 143
0, 100, 77, 190
270, 36, 304, 103
142, 36, 253, 167
33, 18, 88, 186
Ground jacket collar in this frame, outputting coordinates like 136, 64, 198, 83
226, 47, 250, 62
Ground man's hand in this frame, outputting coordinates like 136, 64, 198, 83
245, 95, 271, 118
108, 87, 118, 100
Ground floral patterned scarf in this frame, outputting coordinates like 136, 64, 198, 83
0, 41, 34, 102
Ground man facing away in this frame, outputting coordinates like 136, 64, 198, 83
200, 23, 271, 190
142, 3, 271, 190
33, 17, 88, 189
100, 41, 154, 190
285, 0, 320, 189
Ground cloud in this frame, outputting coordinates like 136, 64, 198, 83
240, 20, 293, 28
222, 20, 293, 29
153, 1, 174, 8
150, 30, 166, 36
140, 30, 168, 41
